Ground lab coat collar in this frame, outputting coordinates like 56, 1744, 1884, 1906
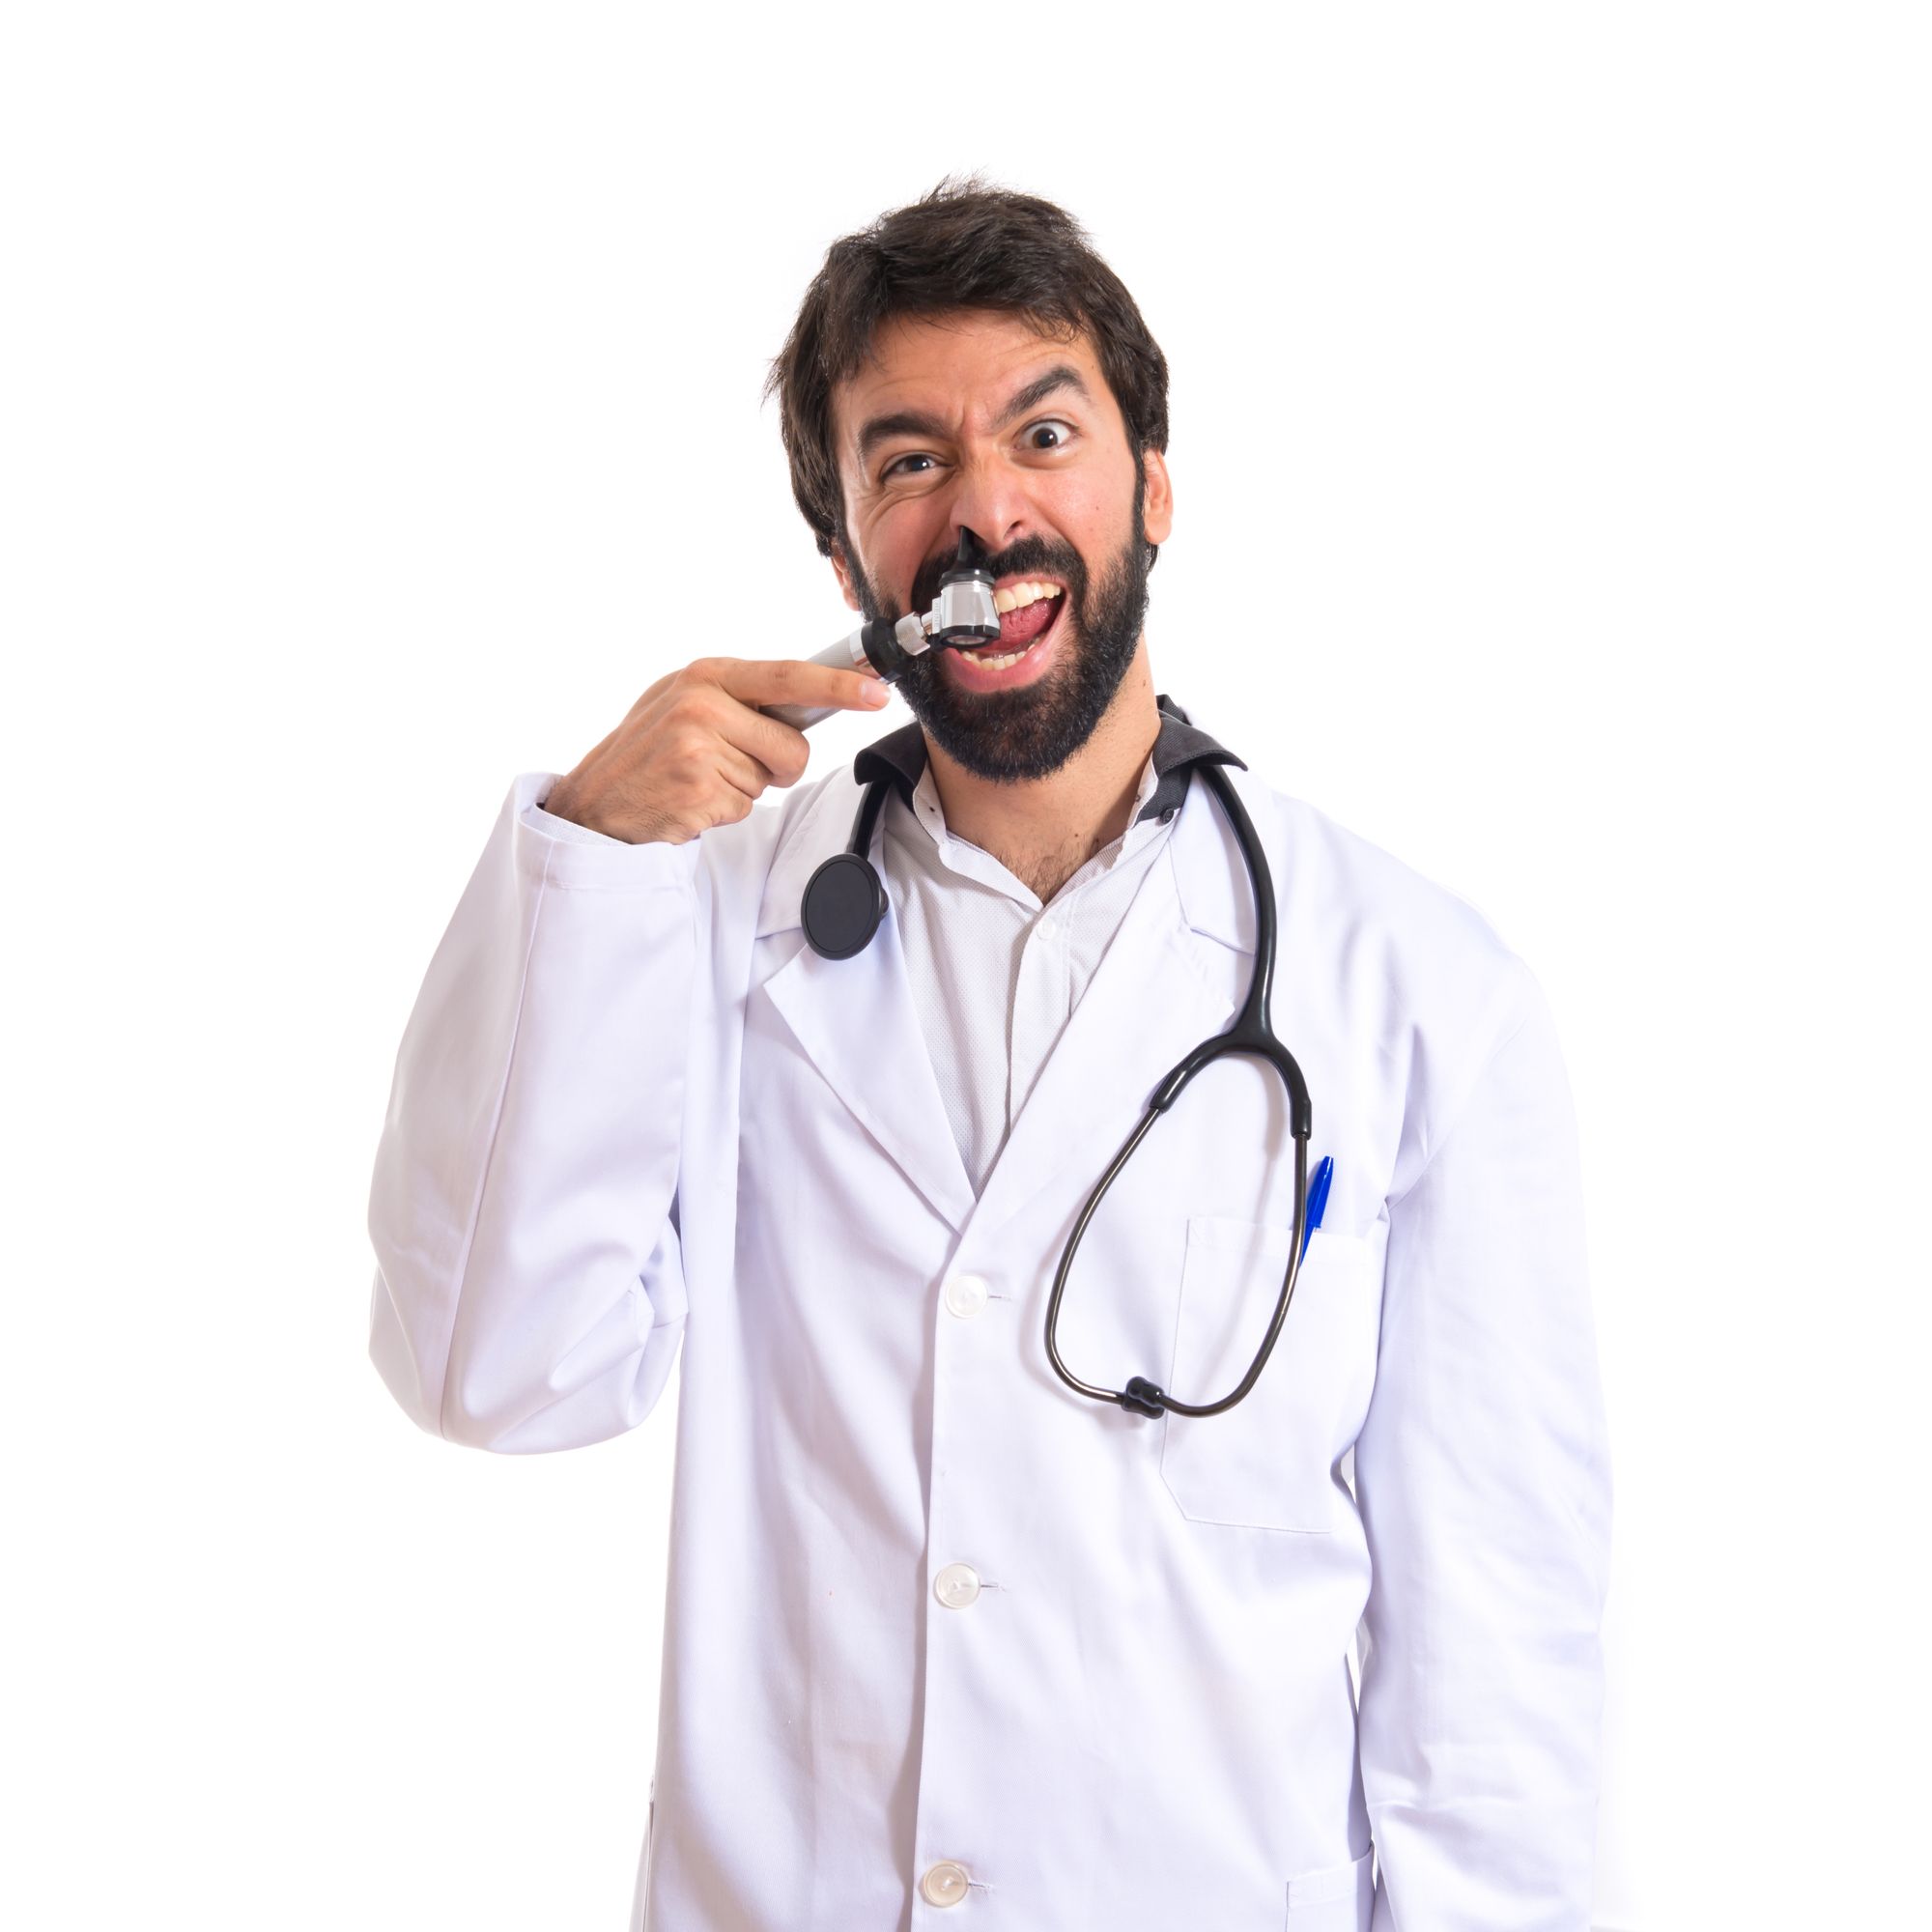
754, 696, 1254, 948
754, 698, 1269, 1237
847, 693, 1246, 829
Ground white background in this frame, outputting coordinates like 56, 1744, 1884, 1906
4, 5, 1925, 1927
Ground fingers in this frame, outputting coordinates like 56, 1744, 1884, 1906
713, 739, 777, 803
556, 653, 890, 846
665, 682, 810, 789
698, 656, 891, 716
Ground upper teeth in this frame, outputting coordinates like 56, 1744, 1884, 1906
991, 581, 1063, 614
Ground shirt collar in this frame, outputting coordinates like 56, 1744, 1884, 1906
852, 694, 1246, 831
752, 696, 1262, 947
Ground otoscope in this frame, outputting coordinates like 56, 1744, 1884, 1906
757, 529, 1002, 732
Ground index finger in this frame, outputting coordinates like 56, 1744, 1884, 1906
697, 656, 890, 713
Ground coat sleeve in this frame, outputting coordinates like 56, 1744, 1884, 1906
366, 773, 703, 1453
1353, 960, 1613, 1929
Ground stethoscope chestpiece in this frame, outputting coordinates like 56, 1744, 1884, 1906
805, 771, 897, 960
801, 850, 888, 960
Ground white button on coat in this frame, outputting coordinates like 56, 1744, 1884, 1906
920, 1861, 971, 1907
943, 1273, 988, 1319
933, 1562, 980, 1608
368, 727, 1612, 1932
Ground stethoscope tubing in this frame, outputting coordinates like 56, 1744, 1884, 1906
805, 724, 1315, 1423
1043, 758, 1314, 1421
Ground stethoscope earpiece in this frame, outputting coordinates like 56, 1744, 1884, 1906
801, 849, 889, 961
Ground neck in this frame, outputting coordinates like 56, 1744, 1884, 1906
923, 642, 1161, 905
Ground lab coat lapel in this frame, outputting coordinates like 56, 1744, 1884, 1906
755, 735, 1257, 1247
965, 775, 1245, 1248
760, 832, 980, 1237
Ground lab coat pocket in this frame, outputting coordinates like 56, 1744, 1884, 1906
1284, 1847, 1374, 1927
1159, 1218, 1369, 1533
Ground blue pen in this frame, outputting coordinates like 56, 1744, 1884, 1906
1298, 1155, 1335, 1262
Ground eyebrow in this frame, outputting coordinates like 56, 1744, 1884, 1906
854, 364, 1095, 468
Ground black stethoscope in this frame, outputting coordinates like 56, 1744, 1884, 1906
799, 695, 1315, 1424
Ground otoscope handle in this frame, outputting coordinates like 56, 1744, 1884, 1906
757, 628, 875, 732
759, 612, 924, 731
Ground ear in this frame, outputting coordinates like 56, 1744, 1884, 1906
829, 538, 863, 613
1139, 447, 1174, 547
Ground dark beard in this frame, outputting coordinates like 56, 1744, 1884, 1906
844, 494, 1153, 784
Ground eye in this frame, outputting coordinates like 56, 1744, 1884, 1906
1023, 418, 1076, 451
881, 452, 936, 481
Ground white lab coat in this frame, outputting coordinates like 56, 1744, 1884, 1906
368, 733, 1612, 1931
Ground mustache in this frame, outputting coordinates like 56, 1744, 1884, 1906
907, 535, 1088, 617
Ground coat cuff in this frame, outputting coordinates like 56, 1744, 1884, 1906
511, 772, 704, 893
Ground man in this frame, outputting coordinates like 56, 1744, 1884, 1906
368, 179, 1613, 1931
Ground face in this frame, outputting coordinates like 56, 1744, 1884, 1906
827, 310, 1174, 782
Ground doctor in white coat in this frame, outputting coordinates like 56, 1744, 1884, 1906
368, 180, 1612, 1932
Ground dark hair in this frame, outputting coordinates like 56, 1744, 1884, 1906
762, 173, 1170, 564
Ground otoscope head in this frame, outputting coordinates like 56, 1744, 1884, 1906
926, 527, 1002, 648
854, 529, 1004, 681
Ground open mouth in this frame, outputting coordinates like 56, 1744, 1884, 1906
955, 580, 1064, 669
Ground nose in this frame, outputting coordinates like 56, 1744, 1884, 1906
943, 452, 1033, 562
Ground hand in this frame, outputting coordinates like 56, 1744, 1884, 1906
541, 657, 891, 845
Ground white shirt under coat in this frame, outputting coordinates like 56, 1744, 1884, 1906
876, 744, 1178, 1194
366, 698, 1614, 1931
